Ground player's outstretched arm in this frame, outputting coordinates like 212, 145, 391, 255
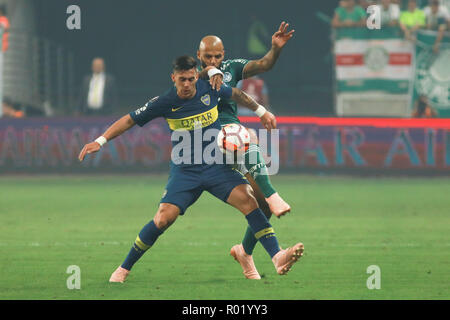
242, 21, 294, 79
231, 87, 276, 131
78, 114, 136, 162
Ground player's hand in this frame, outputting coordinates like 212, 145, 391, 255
204, 66, 223, 91
78, 142, 101, 162
260, 111, 277, 131
210, 74, 223, 91
272, 21, 294, 49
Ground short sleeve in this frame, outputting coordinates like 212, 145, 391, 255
129, 96, 166, 127
418, 10, 426, 26
335, 7, 344, 19
218, 83, 232, 100
399, 12, 407, 25
356, 6, 366, 20
228, 59, 249, 82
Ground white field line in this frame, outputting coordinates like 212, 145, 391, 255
0, 241, 449, 248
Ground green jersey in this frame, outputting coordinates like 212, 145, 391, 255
218, 58, 249, 125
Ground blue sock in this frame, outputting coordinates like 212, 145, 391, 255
121, 220, 163, 271
245, 208, 280, 258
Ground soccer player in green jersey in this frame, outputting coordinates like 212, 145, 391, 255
197, 22, 295, 279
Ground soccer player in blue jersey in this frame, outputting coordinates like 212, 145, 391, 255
197, 22, 296, 279
78, 56, 304, 283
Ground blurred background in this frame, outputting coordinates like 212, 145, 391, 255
0, 0, 449, 173
1, 0, 337, 117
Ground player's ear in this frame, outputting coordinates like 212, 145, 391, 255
196, 50, 201, 60
171, 73, 175, 83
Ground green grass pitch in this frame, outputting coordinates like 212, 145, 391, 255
0, 174, 449, 300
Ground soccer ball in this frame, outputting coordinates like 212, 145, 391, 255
217, 123, 250, 155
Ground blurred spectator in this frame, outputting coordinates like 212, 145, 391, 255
236, 76, 269, 116
0, 5, 9, 113
412, 95, 438, 117
78, 57, 118, 116
424, 0, 450, 52
2, 98, 25, 118
378, 0, 401, 26
332, 0, 367, 28
399, 0, 426, 41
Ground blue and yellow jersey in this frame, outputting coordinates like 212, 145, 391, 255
129, 79, 232, 166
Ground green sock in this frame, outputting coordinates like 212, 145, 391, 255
244, 144, 276, 198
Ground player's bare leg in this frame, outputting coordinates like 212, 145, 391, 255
245, 128, 290, 217
109, 203, 180, 283
226, 184, 303, 276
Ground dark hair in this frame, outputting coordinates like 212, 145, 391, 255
172, 55, 197, 72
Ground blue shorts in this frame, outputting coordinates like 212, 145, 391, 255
160, 163, 249, 215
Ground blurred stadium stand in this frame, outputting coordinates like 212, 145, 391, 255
0, 0, 444, 118
4, 28, 76, 116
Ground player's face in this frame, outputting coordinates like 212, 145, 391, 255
171, 68, 198, 99
197, 48, 225, 69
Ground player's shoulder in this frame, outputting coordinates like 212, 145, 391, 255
221, 58, 249, 70
197, 78, 212, 92
144, 88, 173, 107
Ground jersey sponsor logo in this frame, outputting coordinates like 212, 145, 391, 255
172, 106, 183, 112
200, 94, 210, 106
223, 72, 232, 83
166, 105, 218, 131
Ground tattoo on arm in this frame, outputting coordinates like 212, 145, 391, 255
231, 88, 259, 111
243, 46, 281, 79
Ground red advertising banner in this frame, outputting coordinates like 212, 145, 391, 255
1, 117, 449, 174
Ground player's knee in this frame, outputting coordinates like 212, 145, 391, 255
154, 204, 179, 230
238, 188, 259, 214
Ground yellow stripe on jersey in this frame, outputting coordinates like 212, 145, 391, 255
135, 236, 151, 251
166, 106, 218, 131
254, 227, 275, 240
